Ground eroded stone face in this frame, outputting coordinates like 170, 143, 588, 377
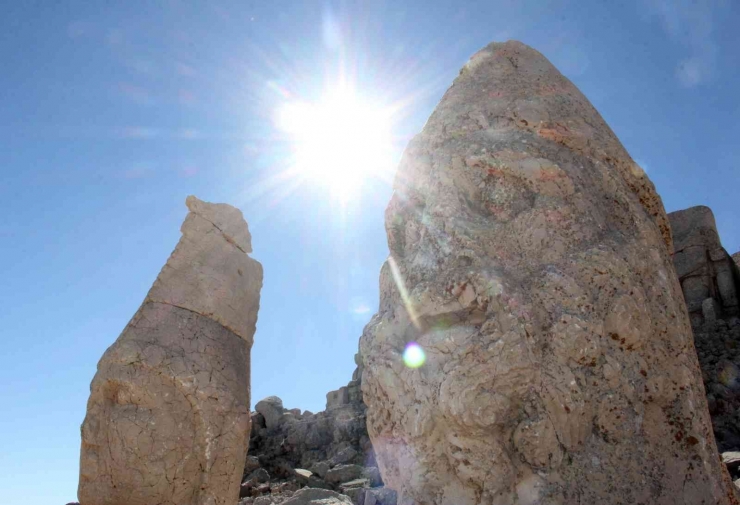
78, 196, 262, 505
360, 41, 736, 505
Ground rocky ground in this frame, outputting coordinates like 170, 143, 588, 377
237, 359, 397, 505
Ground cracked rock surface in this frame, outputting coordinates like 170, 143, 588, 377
78, 196, 262, 505
668, 206, 740, 453
360, 40, 737, 505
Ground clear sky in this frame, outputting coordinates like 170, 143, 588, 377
1, 1, 739, 504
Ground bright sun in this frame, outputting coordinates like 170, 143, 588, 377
276, 90, 394, 198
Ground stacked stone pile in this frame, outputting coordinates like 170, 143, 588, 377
668, 207, 740, 452
238, 357, 397, 505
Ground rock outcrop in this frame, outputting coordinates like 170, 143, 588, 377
669, 206, 740, 326
78, 196, 262, 505
360, 40, 736, 504
668, 207, 740, 451
239, 360, 396, 505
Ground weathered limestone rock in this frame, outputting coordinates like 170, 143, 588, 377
360, 41, 737, 504
256, 396, 285, 430
78, 196, 262, 505
668, 207, 740, 451
669, 206, 740, 325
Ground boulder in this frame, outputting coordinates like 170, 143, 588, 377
339, 480, 370, 505
256, 396, 285, 430
309, 461, 331, 479
362, 466, 382, 487
724, 452, 740, 474
253, 483, 271, 497
244, 455, 261, 474
246, 468, 271, 485
294, 468, 313, 485
78, 196, 262, 505
363, 488, 397, 505
329, 446, 358, 466
325, 464, 364, 485
360, 40, 735, 504
668, 206, 740, 323
281, 488, 353, 505
241, 468, 272, 498
306, 475, 334, 490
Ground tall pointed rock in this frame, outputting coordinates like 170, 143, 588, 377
78, 196, 262, 505
360, 41, 736, 504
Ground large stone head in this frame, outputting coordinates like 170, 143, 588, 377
360, 41, 734, 505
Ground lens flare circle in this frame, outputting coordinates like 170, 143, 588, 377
403, 342, 426, 368
276, 89, 394, 197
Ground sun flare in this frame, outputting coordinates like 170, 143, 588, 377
276, 90, 394, 197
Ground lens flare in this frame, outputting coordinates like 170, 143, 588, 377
403, 342, 426, 368
276, 89, 395, 198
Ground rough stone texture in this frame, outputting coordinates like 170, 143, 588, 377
256, 396, 285, 430
733, 251, 740, 269
360, 40, 736, 505
668, 207, 740, 452
78, 196, 262, 505
668, 206, 740, 325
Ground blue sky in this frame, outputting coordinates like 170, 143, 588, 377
1, 1, 739, 504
